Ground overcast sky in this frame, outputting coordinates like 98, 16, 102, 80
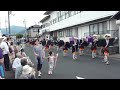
0, 11, 118, 29
0, 11, 46, 28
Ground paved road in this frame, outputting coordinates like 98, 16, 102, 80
5, 45, 120, 79
24, 45, 120, 79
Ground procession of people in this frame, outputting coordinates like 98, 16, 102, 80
0, 31, 118, 79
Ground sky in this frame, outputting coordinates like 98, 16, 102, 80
0, 11, 46, 28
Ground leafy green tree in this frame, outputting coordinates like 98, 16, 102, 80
16, 34, 23, 39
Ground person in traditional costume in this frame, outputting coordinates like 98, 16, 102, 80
102, 34, 112, 65
45, 39, 49, 51
79, 37, 86, 55
72, 37, 79, 60
63, 40, 68, 56
91, 34, 98, 59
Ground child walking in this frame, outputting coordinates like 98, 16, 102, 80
47, 51, 58, 75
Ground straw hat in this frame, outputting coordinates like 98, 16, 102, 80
22, 65, 33, 75
82, 37, 86, 39
2, 36, 7, 41
74, 37, 78, 40
105, 34, 111, 37
93, 34, 98, 37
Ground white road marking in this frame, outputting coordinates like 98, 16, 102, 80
76, 76, 85, 79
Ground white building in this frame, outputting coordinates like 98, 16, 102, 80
26, 25, 41, 40
40, 15, 51, 40
39, 11, 119, 41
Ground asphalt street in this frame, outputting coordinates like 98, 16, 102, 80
5, 45, 120, 79
24, 45, 120, 79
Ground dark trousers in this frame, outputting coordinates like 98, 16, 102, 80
37, 64, 42, 71
3, 54, 10, 70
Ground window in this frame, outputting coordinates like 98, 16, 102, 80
65, 11, 69, 18
89, 21, 108, 35
50, 21, 52, 25
98, 23, 103, 34
53, 19, 55, 24
54, 18, 57, 23
75, 27, 78, 37
74, 11, 78, 15
33, 29, 38, 32
57, 11, 61, 22
66, 29, 72, 37
89, 24, 94, 35
69, 11, 74, 16
94, 24, 98, 34
59, 31, 64, 37
62, 11, 66, 20
102, 21, 107, 33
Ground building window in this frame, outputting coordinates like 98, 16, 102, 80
50, 21, 52, 25
75, 27, 78, 37
69, 11, 74, 16
65, 11, 69, 19
53, 19, 55, 24
33, 29, 38, 32
89, 21, 108, 35
66, 29, 72, 37
54, 18, 57, 23
89, 24, 94, 35
74, 11, 78, 15
94, 24, 99, 34
59, 31, 64, 37
102, 21, 107, 33
98, 23, 103, 34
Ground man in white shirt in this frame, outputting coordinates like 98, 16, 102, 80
0, 36, 10, 71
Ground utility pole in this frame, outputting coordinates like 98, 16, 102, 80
8, 11, 11, 37
5, 19, 7, 35
23, 19, 27, 40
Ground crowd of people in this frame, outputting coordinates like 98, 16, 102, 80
0, 33, 36, 79
0, 32, 117, 79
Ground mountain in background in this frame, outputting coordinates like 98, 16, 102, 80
1, 25, 26, 35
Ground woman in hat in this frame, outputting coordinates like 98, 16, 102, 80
19, 65, 36, 79
0, 36, 10, 71
102, 34, 112, 65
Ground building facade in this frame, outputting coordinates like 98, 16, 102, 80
39, 11, 119, 41
26, 25, 41, 40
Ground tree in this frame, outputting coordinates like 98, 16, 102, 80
16, 34, 23, 39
